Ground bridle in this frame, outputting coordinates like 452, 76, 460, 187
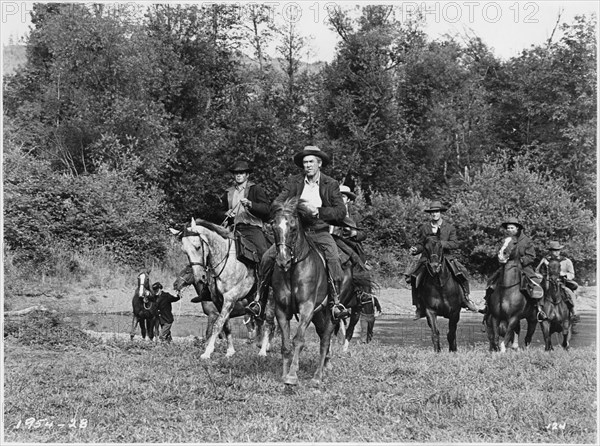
182, 228, 231, 281
274, 211, 311, 265
137, 274, 154, 310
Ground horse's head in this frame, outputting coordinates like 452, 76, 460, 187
543, 258, 565, 304
173, 264, 195, 292
423, 236, 444, 275
271, 197, 307, 272
170, 218, 210, 285
136, 271, 153, 303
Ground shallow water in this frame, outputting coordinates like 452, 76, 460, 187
69, 311, 596, 349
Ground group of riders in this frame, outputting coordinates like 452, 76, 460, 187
192, 145, 579, 325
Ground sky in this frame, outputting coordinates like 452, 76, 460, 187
1, 1, 598, 61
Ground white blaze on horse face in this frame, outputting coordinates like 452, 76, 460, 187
137, 273, 147, 297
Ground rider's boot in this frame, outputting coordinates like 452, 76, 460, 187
246, 260, 274, 322
411, 285, 424, 320
191, 283, 210, 303
457, 276, 479, 312
479, 288, 492, 314
330, 278, 349, 321
536, 302, 547, 321
569, 303, 580, 321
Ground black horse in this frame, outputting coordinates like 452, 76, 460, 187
414, 237, 463, 352
335, 268, 378, 352
130, 272, 159, 340
539, 258, 572, 351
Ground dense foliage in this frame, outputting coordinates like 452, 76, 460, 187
3, 4, 597, 280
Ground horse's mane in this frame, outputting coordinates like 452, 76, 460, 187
193, 218, 234, 239
271, 197, 316, 226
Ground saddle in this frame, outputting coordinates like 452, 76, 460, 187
234, 231, 261, 266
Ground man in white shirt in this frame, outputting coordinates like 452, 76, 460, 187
247, 146, 349, 321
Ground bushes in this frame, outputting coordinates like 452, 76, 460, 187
354, 156, 596, 283
3, 141, 167, 272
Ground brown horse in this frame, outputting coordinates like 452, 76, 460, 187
486, 261, 538, 352
172, 265, 257, 342
539, 258, 572, 351
259, 197, 336, 386
414, 237, 463, 352
130, 272, 159, 340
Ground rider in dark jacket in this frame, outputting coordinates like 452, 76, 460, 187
405, 201, 479, 320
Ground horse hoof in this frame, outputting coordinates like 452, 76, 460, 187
284, 375, 298, 386
309, 378, 321, 387
200, 353, 211, 360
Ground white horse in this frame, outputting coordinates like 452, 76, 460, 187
170, 218, 271, 359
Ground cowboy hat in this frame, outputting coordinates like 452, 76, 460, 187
501, 217, 523, 229
340, 185, 357, 201
547, 241, 564, 250
151, 282, 163, 290
424, 200, 447, 213
228, 160, 252, 173
293, 145, 331, 168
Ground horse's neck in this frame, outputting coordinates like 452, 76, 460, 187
294, 229, 312, 262
203, 230, 231, 267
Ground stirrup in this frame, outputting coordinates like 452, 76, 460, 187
536, 309, 547, 322
245, 301, 262, 318
332, 303, 349, 321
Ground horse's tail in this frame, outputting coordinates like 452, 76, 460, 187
352, 270, 379, 295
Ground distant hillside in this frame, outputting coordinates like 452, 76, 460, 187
1, 45, 325, 78
3, 45, 27, 75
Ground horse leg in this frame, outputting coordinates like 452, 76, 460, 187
447, 312, 459, 352
562, 321, 571, 351
275, 306, 292, 381
201, 298, 235, 359
258, 297, 276, 356
487, 316, 500, 352
425, 309, 441, 352
503, 316, 520, 352
130, 315, 139, 340
510, 322, 520, 350
523, 318, 537, 348
311, 311, 335, 385
202, 302, 217, 340
343, 309, 360, 353
285, 303, 314, 386
540, 320, 553, 351
140, 317, 148, 339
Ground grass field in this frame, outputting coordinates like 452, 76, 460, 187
3, 311, 597, 444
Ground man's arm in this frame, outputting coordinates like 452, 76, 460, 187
440, 224, 459, 251
247, 185, 271, 221
520, 239, 536, 268
562, 258, 575, 280
318, 180, 346, 223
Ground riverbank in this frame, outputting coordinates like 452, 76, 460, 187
4, 282, 597, 317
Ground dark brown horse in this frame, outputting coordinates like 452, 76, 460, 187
539, 258, 572, 351
335, 269, 378, 352
486, 259, 537, 352
130, 272, 159, 340
172, 265, 257, 342
415, 237, 463, 352
259, 197, 336, 386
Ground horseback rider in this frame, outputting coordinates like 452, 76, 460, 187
480, 217, 545, 319
246, 145, 350, 321
191, 160, 270, 304
405, 200, 479, 320
535, 241, 579, 320
329, 184, 371, 272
